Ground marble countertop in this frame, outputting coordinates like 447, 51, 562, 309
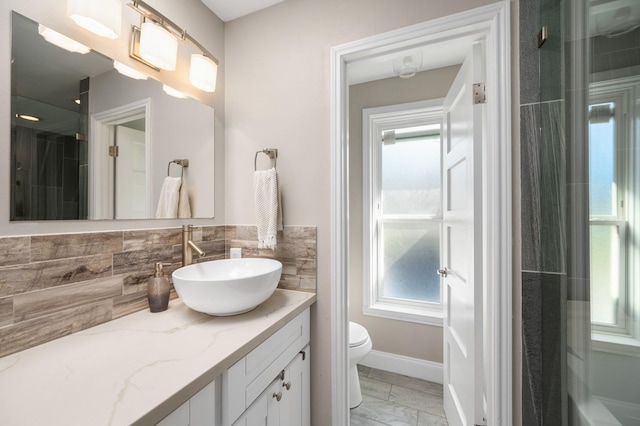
0, 289, 316, 426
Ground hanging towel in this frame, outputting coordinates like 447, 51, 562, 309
156, 177, 182, 218
254, 167, 283, 250
177, 179, 192, 219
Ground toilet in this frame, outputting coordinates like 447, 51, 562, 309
349, 321, 372, 408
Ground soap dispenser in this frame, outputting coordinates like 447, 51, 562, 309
148, 262, 170, 313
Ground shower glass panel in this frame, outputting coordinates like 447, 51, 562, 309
540, 0, 640, 424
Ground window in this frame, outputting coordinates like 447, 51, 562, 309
363, 100, 444, 326
589, 78, 640, 353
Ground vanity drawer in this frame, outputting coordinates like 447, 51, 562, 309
223, 308, 310, 426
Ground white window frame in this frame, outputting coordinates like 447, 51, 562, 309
589, 77, 640, 356
362, 99, 444, 326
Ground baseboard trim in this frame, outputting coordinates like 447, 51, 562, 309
359, 349, 443, 384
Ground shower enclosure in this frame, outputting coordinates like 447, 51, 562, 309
522, 0, 640, 424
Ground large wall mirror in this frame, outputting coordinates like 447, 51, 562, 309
10, 12, 215, 221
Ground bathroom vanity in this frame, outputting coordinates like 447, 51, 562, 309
0, 289, 315, 425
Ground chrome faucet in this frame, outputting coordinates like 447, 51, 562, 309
182, 225, 206, 266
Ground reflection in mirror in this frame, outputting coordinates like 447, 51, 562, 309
10, 12, 215, 221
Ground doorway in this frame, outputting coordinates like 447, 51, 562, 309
330, 2, 512, 424
90, 98, 151, 220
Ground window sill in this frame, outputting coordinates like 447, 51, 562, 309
363, 302, 443, 327
592, 331, 640, 358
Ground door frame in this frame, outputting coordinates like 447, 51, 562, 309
330, 2, 512, 424
89, 98, 151, 220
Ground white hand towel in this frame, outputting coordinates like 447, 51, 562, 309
254, 167, 283, 250
177, 179, 192, 219
156, 177, 182, 218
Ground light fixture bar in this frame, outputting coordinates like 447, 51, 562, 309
128, 0, 218, 65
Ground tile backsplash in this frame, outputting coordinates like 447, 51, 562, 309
0, 225, 316, 358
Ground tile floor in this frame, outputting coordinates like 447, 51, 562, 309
350, 365, 449, 426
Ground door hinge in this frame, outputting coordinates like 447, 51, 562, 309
473, 83, 486, 104
109, 146, 119, 158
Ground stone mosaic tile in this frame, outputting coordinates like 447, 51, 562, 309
0, 297, 13, 327
13, 276, 122, 322
0, 300, 112, 358
0, 237, 30, 267
112, 292, 150, 320
202, 225, 225, 241
30, 232, 122, 262
0, 255, 113, 297
0, 224, 316, 357
123, 228, 181, 251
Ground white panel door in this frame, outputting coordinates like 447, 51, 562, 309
442, 43, 484, 426
114, 126, 147, 219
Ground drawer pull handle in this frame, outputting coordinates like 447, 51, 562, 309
300, 350, 306, 361
273, 392, 282, 402
283, 381, 292, 390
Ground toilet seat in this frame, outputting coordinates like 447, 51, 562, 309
349, 322, 369, 348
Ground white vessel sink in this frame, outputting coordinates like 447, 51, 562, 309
172, 258, 283, 316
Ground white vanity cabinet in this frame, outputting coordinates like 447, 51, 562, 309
232, 345, 310, 426
157, 380, 218, 426
224, 308, 310, 426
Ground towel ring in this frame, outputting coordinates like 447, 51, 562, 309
168, 159, 189, 179
254, 149, 278, 171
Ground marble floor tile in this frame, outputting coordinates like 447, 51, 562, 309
389, 385, 446, 418
418, 411, 449, 426
367, 368, 444, 398
351, 368, 448, 426
360, 376, 392, 401
351, 394, 419, 426
351, 413, 391, 426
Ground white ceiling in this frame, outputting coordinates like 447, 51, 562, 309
200, 0, 285, 22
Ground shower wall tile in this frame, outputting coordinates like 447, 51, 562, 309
0, 224, 315, 357
541, 272, 567, 424
519, 0, 540, 105
539, 100, 566, 273
522, 271, 542, 426
540, 0, 562, 102
520, 104, 542, 272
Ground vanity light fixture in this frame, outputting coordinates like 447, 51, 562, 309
139, 21, 178, 71
114, 60, 149, 80
67, 0, 122, 39
128, 0, 219, 92
16, 113, 41, 122
38, 24, 90, 54
190, 54, 217, 92
162, 84, 187, 99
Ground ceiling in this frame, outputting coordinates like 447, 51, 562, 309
200, 0, 285, 22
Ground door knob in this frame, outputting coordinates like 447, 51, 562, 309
437, 268, 448, 277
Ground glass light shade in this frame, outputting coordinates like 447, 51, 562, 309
68, 0, 121, 39
139, 22, 178, 71
162, 85, 187, 99
114, 61, 148, 80
38, 24, 90, 54
189, 54, 218, 92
